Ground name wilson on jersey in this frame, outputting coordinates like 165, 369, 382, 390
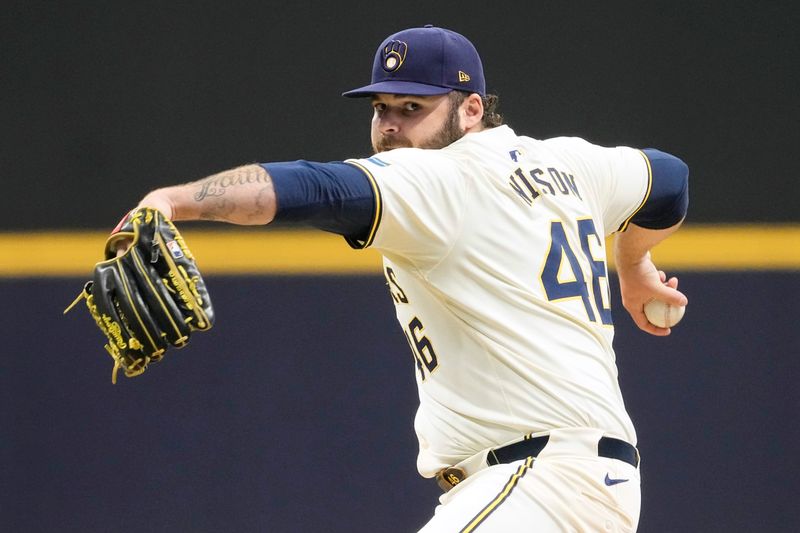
508, 165, 582, 206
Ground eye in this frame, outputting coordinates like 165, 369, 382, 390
373, 102, 387, 114
403, 102, 420, 112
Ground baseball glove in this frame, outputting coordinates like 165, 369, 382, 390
65, 207, 214, 383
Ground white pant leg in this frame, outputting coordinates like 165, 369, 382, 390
418, 429, 641, 533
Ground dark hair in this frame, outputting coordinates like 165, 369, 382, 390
449, 91, 503, 128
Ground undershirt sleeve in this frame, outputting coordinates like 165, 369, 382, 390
260, 160, 376, 242
630, 149, 689, 229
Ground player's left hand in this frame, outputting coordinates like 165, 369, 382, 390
617, 252, 687, 336
64, 207, 214, 382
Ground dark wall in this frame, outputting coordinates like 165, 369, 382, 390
3, 273, 799, 532
3, 2, 798, 229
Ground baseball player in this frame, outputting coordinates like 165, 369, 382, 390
132, 26, 689, 532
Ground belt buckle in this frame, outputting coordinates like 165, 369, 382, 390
435, 466, 467, 493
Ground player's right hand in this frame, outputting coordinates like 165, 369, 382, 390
617, 253, 688, 336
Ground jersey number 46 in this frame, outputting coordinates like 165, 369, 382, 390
540, 218, 613, 325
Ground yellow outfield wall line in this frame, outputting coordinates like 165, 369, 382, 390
0, 224, 798, 277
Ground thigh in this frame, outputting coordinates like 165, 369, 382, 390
418, 457, 640, 533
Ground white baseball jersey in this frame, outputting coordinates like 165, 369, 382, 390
347, 125, 651, 478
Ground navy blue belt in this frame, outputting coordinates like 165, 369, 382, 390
436, 434, 639, 492
488, 435, 639, 468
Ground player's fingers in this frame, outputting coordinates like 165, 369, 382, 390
643, 321, 672, 336
628, 307, 672, 336
658, 270, 667, 283
114, 237, 134, 257
651, 281, 688, 307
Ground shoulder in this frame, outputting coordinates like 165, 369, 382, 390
541, 135, 600, 152
540, 136, 648, 170
347, 147, 466, 187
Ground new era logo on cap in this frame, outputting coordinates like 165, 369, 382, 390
343, 25, 486, 98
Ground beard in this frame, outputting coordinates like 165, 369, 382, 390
373, 101, 465, 154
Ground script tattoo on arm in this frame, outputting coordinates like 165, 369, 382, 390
194, 165, 269, 201
190, 165, 276, 224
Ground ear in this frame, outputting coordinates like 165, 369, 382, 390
460, 93, 485, 132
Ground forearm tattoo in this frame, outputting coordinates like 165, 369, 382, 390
193, 166, 269, 201
191, 165, 273, 222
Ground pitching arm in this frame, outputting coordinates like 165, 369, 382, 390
614, 149, 689, 336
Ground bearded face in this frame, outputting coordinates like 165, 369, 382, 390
370, 93, 467, 154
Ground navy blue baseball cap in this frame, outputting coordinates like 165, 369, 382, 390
342, 25, 486, 98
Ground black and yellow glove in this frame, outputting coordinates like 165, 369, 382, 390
65, 207, 214, 383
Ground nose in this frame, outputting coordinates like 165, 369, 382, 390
376, 109, 400, 135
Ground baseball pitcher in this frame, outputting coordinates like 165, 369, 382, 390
70, 25, 689, 532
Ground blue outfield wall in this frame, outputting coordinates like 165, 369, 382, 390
2, 272, 799, 532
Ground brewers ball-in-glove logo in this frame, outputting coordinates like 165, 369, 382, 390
382, 40, 407, 72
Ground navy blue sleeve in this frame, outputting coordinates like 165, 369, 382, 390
630, 149, 689, 229
260, 160, 376, 240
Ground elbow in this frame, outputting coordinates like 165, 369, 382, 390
631, 149, 689, 229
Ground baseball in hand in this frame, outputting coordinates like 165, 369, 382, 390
643, 299, 686, 328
